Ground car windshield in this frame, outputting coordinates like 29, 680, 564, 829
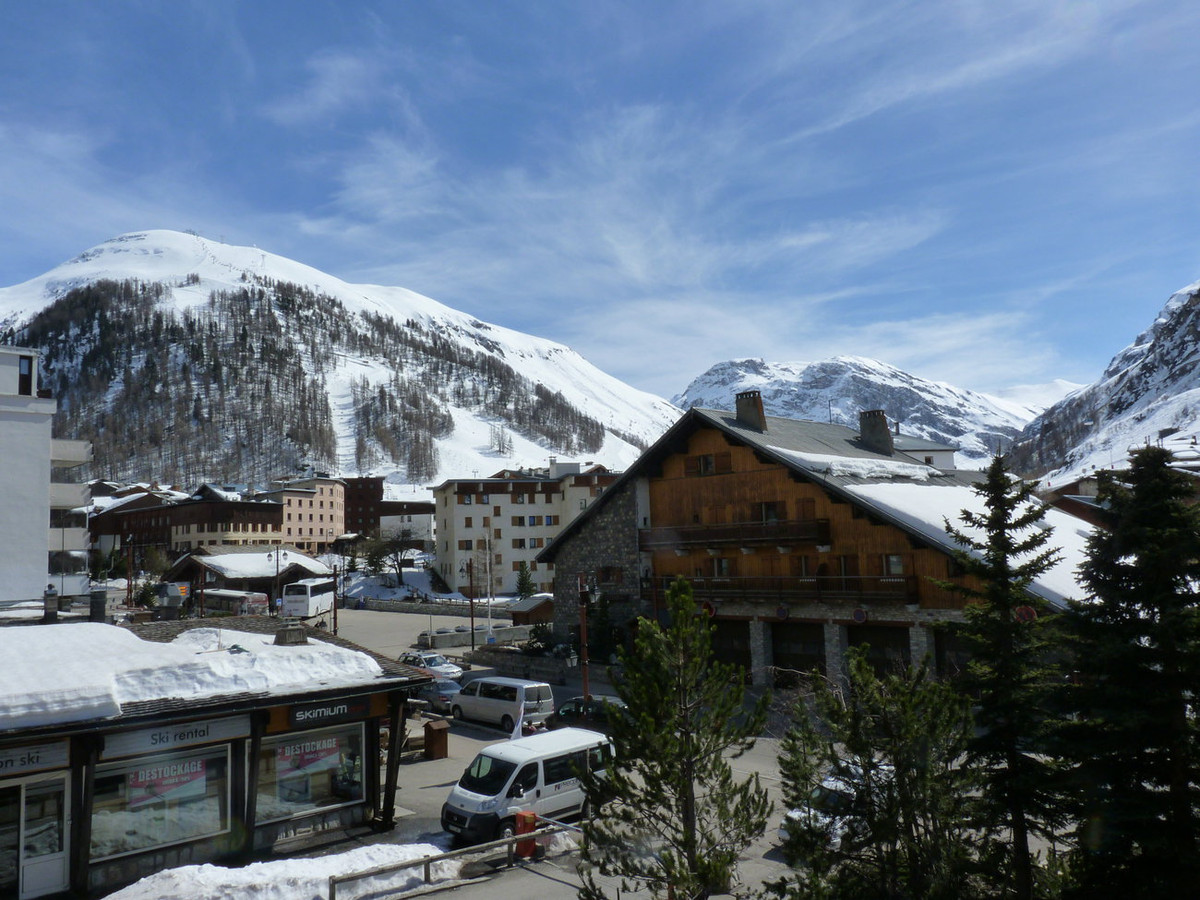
424, 653, 449, 666
459, 754, 517, 796
809, 784, 854, 815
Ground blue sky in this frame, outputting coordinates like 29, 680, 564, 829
2, 1, 1199, 401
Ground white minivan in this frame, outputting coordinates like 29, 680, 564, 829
450, 676, 555, 732
441, 727, 612, 842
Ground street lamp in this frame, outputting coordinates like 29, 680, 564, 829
267, 548, 288, 615
459, 558, 476, 650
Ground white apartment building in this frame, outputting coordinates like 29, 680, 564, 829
431, 460, 617, 597
0, 346, 92, 603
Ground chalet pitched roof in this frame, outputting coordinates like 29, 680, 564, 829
538, 405, 1091, 608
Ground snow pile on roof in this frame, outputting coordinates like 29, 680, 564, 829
105, 840, 460, 900
0, 624, 384, 731
844, 482, 1092, 606
773, 447, 942, 481
200, 551, 332, 579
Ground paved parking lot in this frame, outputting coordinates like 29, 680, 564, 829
324, 606, 795, 898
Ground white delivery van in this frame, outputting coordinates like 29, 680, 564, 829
450, 676, 555, 732
441, 727, 612, 842
281, 577, 336, 618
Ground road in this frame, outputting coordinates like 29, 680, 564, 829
324, 607, 796, 898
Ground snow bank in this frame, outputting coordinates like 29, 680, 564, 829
0, 624, 384, 730
105, 841, 460, 900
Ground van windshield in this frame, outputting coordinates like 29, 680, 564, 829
459, 754, 517, 796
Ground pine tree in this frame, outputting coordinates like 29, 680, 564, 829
578, 577, 770, 900
515, 561, 535, 598
1058, 446, 1200, 896
770, 647, 978, 900
938, 455, 1065, 899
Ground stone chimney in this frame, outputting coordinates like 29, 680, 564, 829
735, 390, 767, 432
859, 409, 894, 455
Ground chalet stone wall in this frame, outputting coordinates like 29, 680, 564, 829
550, 480, 647, 644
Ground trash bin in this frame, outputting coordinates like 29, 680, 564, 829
89, 588, 108, 623
423, 719, 450, 760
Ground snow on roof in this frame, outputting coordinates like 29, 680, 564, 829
772, 446, 943, 481
200, 550, 332, 579
843, 481, 1093, 607
0, 623, 384, 731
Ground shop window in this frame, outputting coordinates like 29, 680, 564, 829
90, 747, 230, 859
255, 725, 363, 823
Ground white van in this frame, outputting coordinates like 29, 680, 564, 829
441, 727, 612, 842
450, 676, 555, 732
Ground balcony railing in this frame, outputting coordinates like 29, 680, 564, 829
647, 574, 919, 605
639, 518, 831, 549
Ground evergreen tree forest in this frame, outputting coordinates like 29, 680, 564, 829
7, 277, 623, 485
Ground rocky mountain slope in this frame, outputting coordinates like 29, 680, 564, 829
0, 231, 680, 488
673, 356, 1061, 467
1009, 279, 1200, 484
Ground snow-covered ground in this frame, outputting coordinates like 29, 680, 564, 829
105, 840, 461, 900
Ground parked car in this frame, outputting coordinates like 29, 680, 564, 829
546, 695, 627, 733
399, 650, 463, 680
450, 676, 555, 732
414, 678, 464, 714
778, 764, 891, 852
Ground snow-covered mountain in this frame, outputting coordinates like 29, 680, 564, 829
1009, 279, 1200, 485
0, 231, 679, 489
673, 356, 1068, 467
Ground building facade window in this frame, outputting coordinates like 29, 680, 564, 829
255, 724, 363, 823
90, 747, 230, 859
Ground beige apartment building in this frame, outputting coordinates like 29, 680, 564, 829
256, 476, 346, 554
431, 460, 617, 597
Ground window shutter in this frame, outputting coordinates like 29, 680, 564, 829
684, 456, 701, 476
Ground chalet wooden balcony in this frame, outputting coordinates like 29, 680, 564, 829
646, 574, 919, 606
639, 518, 831, 550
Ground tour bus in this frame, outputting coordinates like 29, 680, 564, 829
200, 588, 270, 616
441, 727, 612, 843
281, 577, 337, 618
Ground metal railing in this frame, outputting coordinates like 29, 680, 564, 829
651, 574, 919, 605
638, 518, 831, 549
327, 823, 578, 899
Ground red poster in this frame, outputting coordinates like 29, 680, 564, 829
128, 759, 207, 808
277, 736, 342, 777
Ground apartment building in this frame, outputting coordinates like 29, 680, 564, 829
0, 345, 91, 602
257, 476, 346, 554
431, 460, 617, 596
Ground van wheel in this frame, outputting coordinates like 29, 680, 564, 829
451, 706, 463, 721
498, 818, 516, 840
501, 715, 515, 734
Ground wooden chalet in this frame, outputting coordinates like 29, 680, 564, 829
538, 390, 1090, 686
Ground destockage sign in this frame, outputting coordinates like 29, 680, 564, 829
128, 758, 207, 808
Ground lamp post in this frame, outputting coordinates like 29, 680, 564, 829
267, 548, 288, 615
577, 572, 592, 700
459, 558, 476, 651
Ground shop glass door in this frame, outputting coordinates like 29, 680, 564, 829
0, 785, 18, 896
18, 777, 69, 900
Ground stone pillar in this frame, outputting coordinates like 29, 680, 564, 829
909, 622, 934, 667
823, 621, 848, 690
748, 618, 771, 687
